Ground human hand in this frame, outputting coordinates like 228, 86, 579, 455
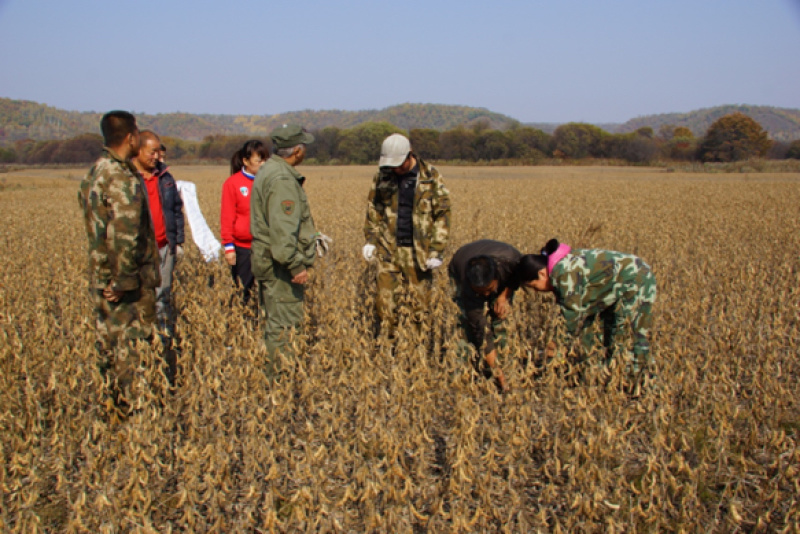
493, 295, 511, 319
315, 233, 333, 257
425, 257, 443, 270
103, 285, 124, 303
291, 270, 309, 284
362, 244, 376, 261
175, 245, 184, 261
225, 250, 236, 266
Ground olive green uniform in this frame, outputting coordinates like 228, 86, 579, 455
78, 148, 161, 397
251, 156, 317, 368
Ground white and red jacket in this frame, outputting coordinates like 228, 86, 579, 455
220, 170, 255, 251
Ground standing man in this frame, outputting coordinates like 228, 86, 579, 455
132, 130, 185, 337
362, 133, 451, 336
78, 110, 160, 409
448, 240, 525, 392
251, 124, 319, 375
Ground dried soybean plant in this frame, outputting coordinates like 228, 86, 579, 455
0, 166, 798, 532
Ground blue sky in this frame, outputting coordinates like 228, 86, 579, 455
1, 0, 798, 124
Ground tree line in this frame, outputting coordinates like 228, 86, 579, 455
2, 112, 799, 166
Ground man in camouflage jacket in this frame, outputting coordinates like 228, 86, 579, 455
363, 134, 451, 335
77, 111, 161, 404
546, 244, 657, 375
251, 124, 318, 373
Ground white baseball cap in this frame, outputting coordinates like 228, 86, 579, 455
379, 134, 411, 167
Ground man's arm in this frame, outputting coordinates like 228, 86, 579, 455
107, 171, 145, 292
172, 175, 185, 246
267, 178, 304, 275
427, 176, 451, 258
363, 173, 382, 245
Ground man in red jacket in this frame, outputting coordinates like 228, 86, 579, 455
133, 130, 185, 339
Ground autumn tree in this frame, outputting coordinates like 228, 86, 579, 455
473, 130, 510, 161
439, 126, 477, 161
785, 140, 800, 160
409, 128, 440, 160
699, 112, 772, 162
337, 122, 403, 164
552, 123, 608, 159
307, 127, 342, 163
507, 126, 551, 161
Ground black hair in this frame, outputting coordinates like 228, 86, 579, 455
516, 239, 560, 281
231, 139, 268, 175
100, 110, 137, 147
466, 256, 497, 289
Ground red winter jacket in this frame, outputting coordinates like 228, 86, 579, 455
220, 170, 254, 250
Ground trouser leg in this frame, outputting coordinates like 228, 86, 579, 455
93, 287, 156, 408
258, 262, 304, 378
155, 245, 175, 334
232, 245, 256, 308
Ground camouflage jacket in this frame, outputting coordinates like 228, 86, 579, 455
364, 157, 451, 271
551, 248, 653, 336
250, 156, 317, 278
78, 148, 161, 292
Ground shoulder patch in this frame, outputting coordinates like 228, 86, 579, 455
281, 200, 295, 215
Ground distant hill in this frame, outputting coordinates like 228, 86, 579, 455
0, 98, 518, 144
611, 105, 800, 142
1, 98, 799, 144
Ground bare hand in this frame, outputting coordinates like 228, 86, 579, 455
103, 285, 124, 303
225, 250, 236, 266
291, 270, 309, 285
493, 295, 511, 319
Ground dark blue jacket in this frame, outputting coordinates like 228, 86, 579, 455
155, 162, 185, 252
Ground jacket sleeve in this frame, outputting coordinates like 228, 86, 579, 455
108, 172, 146, 292
552, 259, 589, 345
268, 177, 305, 275
428, 175, 451, 258
363, 173, 381, 245
173, 177, 185, 245
220, 178, 236, 248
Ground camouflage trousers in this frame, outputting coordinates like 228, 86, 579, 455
257, 261, 305, 377
376, 246, 432, 335
91, 287, 156, 401
578, 267, 656, 373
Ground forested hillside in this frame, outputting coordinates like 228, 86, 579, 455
615, 104, 800, 142
2, 98, 799, 150
0, 99, 516, 144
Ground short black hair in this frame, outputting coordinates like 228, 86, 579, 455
100, 110, 137, 147
466, 256, 497, 289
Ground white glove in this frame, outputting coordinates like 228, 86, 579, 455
426, 257, 443, 270
315, 233, 333, 257
362, 244, 376, 261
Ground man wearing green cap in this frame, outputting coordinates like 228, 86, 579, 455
251, 124, 320, 375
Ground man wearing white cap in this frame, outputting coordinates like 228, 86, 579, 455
363, 133, 451, 336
